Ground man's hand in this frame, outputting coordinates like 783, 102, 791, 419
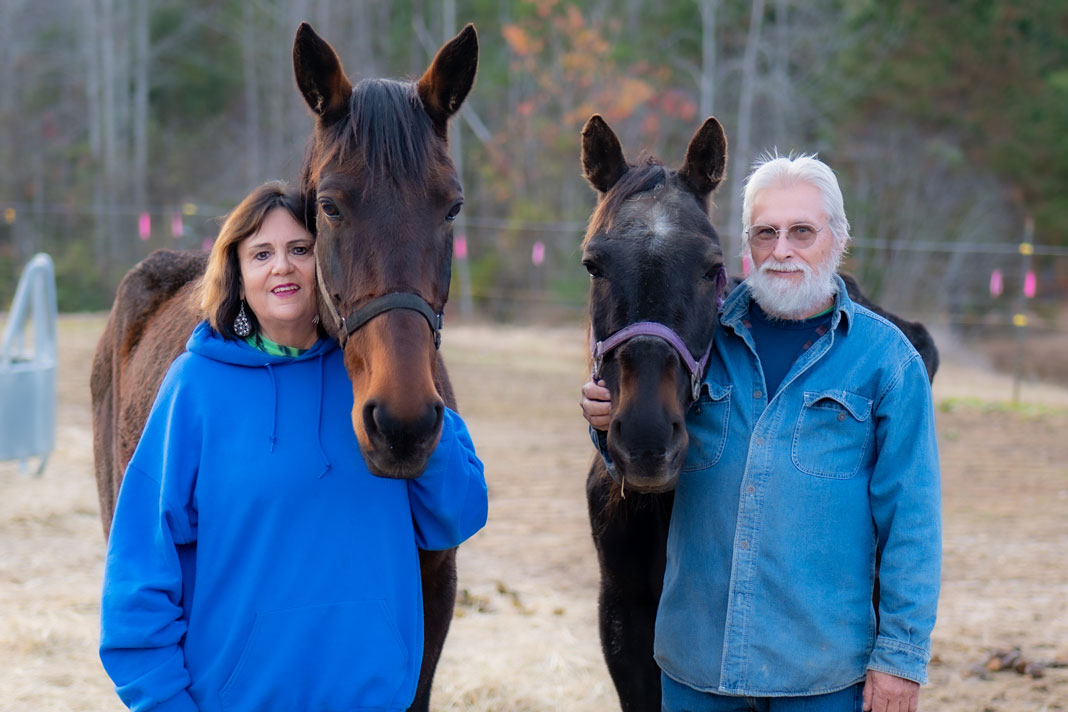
580, 379, 611, 431
863, 670, 919, 712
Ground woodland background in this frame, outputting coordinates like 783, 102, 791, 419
3, 3, 1068, 710
2, 0, 1068, 357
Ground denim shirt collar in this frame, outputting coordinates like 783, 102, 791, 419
720, 273, 855, 336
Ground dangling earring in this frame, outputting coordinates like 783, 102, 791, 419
234, 300, 252, 337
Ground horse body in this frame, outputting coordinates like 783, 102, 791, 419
90, 24, 477, 712
90, 249, 205, 530
581, 117, 940, 711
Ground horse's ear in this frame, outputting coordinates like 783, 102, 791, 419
293, 23, 354, 123
581, 115, 628, 194
416, 24, 478, 133
678, 117, 728, 203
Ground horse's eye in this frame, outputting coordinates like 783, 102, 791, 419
445, 201, 463, 223
703, 265, 724, 282
583, 260, 602, 278
318, 198, 341, 220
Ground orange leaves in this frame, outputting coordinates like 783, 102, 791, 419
502, 24, 543, 57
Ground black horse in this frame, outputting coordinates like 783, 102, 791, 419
579, 115, 939, 711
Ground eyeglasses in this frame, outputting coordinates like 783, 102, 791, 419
746, 223, 825, 248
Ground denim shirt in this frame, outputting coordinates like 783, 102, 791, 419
621, 277, 941, 696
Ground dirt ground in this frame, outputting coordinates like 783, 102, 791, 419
1, 315, 1066, 711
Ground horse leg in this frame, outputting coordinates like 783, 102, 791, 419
408, 547, 457, 712
587, 462, 672, 712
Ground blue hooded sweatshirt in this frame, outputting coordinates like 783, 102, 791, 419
100, 322, 488, 712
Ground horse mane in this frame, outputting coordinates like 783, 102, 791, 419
585, 157, 666, 243
317, 78, 436, 189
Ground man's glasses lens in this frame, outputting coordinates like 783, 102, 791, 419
748, 224, 822, 247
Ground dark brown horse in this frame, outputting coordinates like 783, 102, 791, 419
580, 116, 940, 711
90, 23, 478, 712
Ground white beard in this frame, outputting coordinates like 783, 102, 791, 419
746, 255, 838, 320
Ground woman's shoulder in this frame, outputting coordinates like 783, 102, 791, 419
159, 346, 242, 401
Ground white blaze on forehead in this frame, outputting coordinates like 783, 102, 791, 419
643, 203, 676, 254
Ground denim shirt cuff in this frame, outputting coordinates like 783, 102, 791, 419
589, 426, 620, 484
868, 636, 930, 684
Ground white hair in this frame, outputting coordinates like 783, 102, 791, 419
740, 152, 851, 253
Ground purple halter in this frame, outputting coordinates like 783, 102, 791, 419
591, 321, 714, 402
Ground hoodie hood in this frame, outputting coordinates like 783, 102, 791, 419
186, 321, 337, 365
186, 320, 338, 476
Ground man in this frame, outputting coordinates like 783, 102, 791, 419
581, 154, 941, 712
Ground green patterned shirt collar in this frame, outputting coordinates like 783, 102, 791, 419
245, 332, 309, 358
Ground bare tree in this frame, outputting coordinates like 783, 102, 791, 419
725, 0, 766, 273
698, 0, 720, 121
132, 0, 149, 209
242, 2, 263, 186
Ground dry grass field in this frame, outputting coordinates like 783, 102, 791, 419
1, 315, 1066, 711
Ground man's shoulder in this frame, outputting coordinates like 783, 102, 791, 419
841, 303, 927, 384
848, 302, 916, 348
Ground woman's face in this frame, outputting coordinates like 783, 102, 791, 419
238, 208, 318, 349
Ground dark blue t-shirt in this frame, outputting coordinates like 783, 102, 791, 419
746, 301, 832, 397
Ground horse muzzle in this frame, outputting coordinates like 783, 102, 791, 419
357, 397, 445, 478
605, 421, 687, 494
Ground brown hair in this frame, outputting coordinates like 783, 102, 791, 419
198, 181, 309, 338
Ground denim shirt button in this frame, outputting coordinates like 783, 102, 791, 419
754, 436, 764, 447
746, 485, 755, 495
837, 412, 847, 421
753, 389, 762, 399
739, 540, 749, 550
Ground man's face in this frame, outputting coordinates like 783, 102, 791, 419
746, 182, 841, 320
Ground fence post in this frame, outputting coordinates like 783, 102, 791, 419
1011, 218, 1034, 404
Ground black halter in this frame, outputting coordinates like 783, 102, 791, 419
315, 251, 443, 349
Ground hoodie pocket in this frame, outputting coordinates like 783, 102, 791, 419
219, 600, 410, 711
792, 389, 873, 479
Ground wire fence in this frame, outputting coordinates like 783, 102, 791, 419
2, 201, 1066, 336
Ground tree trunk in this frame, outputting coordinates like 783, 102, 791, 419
442, 0, 472, 320
726, 0, 765, 275
698, 0, 719, 121
132, 0, 149, 209
98, 0, 122, 275
242, 2, 262, 186
771, 0, 788, 145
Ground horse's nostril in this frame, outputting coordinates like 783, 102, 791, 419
363, 400, 381, 439
431, 401, 444, 435
364, 399, 443, 449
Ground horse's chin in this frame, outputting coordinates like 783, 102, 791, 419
359, 438, 441, 480
610, 437, 683, 493
611, 469, 680, 494
609, 451, 684, 494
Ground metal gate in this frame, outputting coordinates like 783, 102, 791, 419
1, 253, 57, 476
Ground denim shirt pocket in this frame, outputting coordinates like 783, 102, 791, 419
682, 383, 732, 472
792, 389, 874, 479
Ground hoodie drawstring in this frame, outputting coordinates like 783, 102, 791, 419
262, 353, 331, 477
315, 353, 331, 478
265, 363, 278, 452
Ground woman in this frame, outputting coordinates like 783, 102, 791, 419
99, 181, 488, 712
